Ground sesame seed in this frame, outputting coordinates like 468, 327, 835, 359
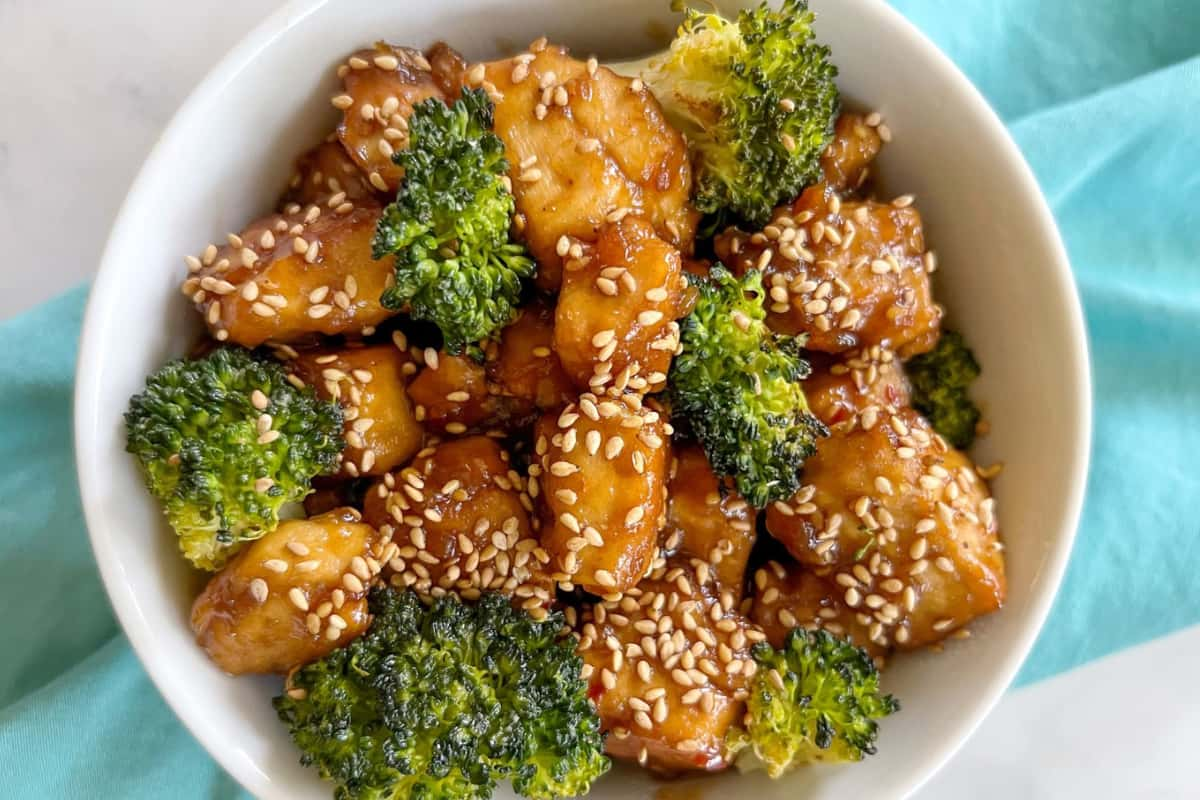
248, 578, 268, 603
594, 569, 617, 587
288, 587, 309, 611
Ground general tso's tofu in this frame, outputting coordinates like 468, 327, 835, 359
534, 393, 669, 596
332, 42, 466, 193
191, 509, 380, 674
554, 218, 686, 394
362, 436, 550, 609
486, 300, 575, 412
290, 344, 422, 477
181, 200, 396, 347
804, 345, 910, 428
820, 112, 884, 194
765, 407, 1004, 650
714, 184, 942, 358
406, 350, 498, 434
750, 559, 884, 660
282, 139, 379, 208
479, 43, 696, 290
663, 445, 757, 598
576, 563, 763, 773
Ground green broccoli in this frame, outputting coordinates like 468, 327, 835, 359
373, 88, 535, 354
668, 265, 827, 508
124, 347, 343, 570
643, 0, 839, 226
274, 589, 609, 800
905, 330, 983, 449
735, 628, 898, 776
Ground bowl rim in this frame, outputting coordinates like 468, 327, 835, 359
73, 1, 1092, 798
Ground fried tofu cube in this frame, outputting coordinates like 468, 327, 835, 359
481, 44, 696, 290
181, 200, 396, 347
576, 563, 763, 773
191, 508, 380, 674
554, 218, 686, 394
820, 112, 883, 194
535, 393, 669, 595
406, 350, 498, 435
663, 445, 757, 598
333, 42, 465, 193
282, 138, 379, 209
750, 558, 884, 660
362, 436, 550, 607
804, 345, 910, 427
486, 300, 575, 412
765, 407, 1005, 650
715, 184, 942, 358
290, 344, 422, 477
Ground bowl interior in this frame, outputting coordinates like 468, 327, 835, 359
75, 0, 1090, 798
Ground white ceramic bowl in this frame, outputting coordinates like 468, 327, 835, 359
74, 1, 1091, 797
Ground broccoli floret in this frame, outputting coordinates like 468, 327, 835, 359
274, 589, 609, 800
905, 331, 982, 449
668, 265, 827, 507
643, 0, 839, 226
124, 347, 343, 570
373, 88, 535, 354
735, 628, 898, 775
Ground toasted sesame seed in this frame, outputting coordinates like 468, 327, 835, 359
594, 569, 617, 587
248, 578, 268, 603
287, 587, 309, 611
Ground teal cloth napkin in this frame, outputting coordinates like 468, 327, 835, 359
2, 2, 1198, 796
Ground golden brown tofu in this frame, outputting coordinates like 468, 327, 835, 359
282, 138, 379, 208
190, 508, 380, 674
486, 300, 575, 412
714, 184, 942, 358
181, 200, 396, 347
479, 43, 696, 290
576, 563, 763, 773
332, 42, 465, 193
554, 218, 686, 394
534, 393, 669, 595
290, 344, 422, 477
820, 112, 883, 194
750, 559, 885, 660
424, 41, 467, 98
765, 407, 1004, 650
407, 349, 500, 434
361, 436, 550, 608
663, 445, 757, 598
804, 345, 910, 428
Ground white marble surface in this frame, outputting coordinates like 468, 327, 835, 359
3, 1, 1196, 797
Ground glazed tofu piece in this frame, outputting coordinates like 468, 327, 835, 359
804, 345, 910, 427
662, 445, 757, 598
486, 300, 575, 412
750, 558, 885, 660
714, 184, 942, 358
479, 42, 696, 290
534, 393, 669, 595
576, 563, 763, 773
180, 199, 395, 347
332, 42, 466, 193
290, 344, 422, 477
554, 218, 686, 394
819, 112, 884, 194
282, 138, 379, 208
191, 508, 380, 674
765, 407, 1004, 650
362, 436, 550, 609
406, 349, 499, 434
